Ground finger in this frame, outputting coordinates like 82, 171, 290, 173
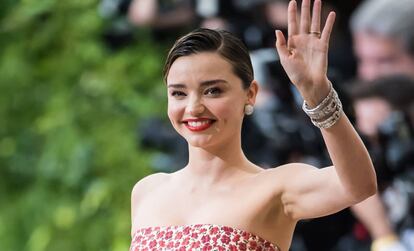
288, 0, 298, 38
310, 0, 321, 33
275, 30, 290, 58
321, 11, 336, 43
300, 0, 311, 33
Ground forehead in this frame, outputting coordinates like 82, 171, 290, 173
166, 52, 239, 84
354, 33, 403, 57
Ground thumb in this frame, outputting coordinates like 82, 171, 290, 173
275, 30, 289, 58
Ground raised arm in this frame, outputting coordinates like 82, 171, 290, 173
274, 0, 377, 220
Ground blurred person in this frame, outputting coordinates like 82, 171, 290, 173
351, 76, 414, 142
128, 0, 195, 39
349, 76, 414, 251
195, 0, 263, 48
130, 1, 377, 250
350, 0, 414, 81
347, 1, 414, 250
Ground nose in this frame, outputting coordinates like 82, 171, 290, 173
187, 96, 205, 116
359, 61, 378, 81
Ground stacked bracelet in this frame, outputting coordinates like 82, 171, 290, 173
302, 82, 343, 129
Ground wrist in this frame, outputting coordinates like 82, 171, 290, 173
300, 80, 331, 108
302, 81, 343, 129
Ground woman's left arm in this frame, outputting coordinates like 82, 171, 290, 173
274, 0, 377, 220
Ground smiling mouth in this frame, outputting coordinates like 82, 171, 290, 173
183, 119, 216, 132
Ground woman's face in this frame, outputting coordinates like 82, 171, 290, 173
166, 52, 257, 149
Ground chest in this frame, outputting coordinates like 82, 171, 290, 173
133, 180, 280, 229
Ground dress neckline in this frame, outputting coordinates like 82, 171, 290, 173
132, 223, 281, 250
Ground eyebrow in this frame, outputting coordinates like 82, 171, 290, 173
167, 79, 229, 88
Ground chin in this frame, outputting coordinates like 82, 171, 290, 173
185, 135, 216, 148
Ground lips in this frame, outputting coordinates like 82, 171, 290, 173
182, 118, 216, 132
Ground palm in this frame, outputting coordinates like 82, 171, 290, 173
275, 0, 335, 98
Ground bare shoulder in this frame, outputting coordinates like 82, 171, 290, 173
257, 163, 323, 191
275, 163, 319, 174
263, 163, 319, 179
131, 172, 171, 202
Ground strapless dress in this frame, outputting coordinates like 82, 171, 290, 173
130, 223, 280, 251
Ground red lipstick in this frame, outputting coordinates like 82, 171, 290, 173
182, 118, 215, 132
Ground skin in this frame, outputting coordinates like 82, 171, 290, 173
128, 0, 194, 29
131, 1, 377, 250
354, 98, 392, 140
353, 32, 414, 81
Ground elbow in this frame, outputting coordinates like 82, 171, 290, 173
352, 162, 378, 203
363, 167, 378, 200
351, 178, 378, 203
362, 180, 377, 200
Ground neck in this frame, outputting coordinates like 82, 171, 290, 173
184, 135, 256, 185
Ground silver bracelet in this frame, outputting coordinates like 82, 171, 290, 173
302, 83, 343, 129
311, 103, 342, 128
307, 92, 338, 120
302, 82, 334, 116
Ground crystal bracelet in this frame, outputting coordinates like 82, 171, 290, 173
302, 82, 343, 129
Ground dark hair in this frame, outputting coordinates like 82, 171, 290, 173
163, 28, 254, 89
349, 75, 414, 110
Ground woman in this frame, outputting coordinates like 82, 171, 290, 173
130, 0, 377, 250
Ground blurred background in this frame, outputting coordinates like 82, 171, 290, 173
1, 0, 413, 250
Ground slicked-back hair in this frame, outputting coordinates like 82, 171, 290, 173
163, 28, 254, 89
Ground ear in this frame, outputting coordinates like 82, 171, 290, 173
246, 80, 259, 105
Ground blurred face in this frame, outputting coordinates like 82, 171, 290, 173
353, 33, 414, 81
166, 52, 256, 148
354, 97, 392, 138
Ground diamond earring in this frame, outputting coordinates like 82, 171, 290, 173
244, 104, 254, 115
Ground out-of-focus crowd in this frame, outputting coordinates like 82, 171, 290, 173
101, 0, 414, 250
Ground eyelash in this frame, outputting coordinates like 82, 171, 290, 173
204, 87, 222, 96
170, 88, 222, 97
171, 91, 186, 97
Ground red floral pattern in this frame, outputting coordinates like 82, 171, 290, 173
130, 224, 280, 251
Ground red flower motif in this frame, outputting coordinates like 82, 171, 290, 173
229, 244, 238, 251
130, 224, 279, 251
167, 241, 174, 248
182, 237, 190, 245
201, 235, 210, 243
175, 232, 183, 239
183, 226, 191, 235
148, 240, 157, 248
222, 226, 233, 233
249, 240, 258, 249
210, 227, 219, 234
156, 231, 165, 239
220, 235, 231, 244
202, 244, 212, 251
165, 231, 173, 239
238, 242, 247, 251
191, 241, 201, 248
232, 234, 241, 242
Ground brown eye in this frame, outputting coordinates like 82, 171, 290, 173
171, 91, 186, 97
204, 87, 222, 96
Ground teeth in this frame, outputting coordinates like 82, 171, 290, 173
188, 120, 211, 127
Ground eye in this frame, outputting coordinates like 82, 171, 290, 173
171, 91, 186, 97
204, 87, 222, 96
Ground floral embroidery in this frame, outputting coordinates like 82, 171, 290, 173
130, 224, 280, 251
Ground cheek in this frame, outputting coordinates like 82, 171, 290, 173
167, 101, 183, 125
209, 98, 244, 121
